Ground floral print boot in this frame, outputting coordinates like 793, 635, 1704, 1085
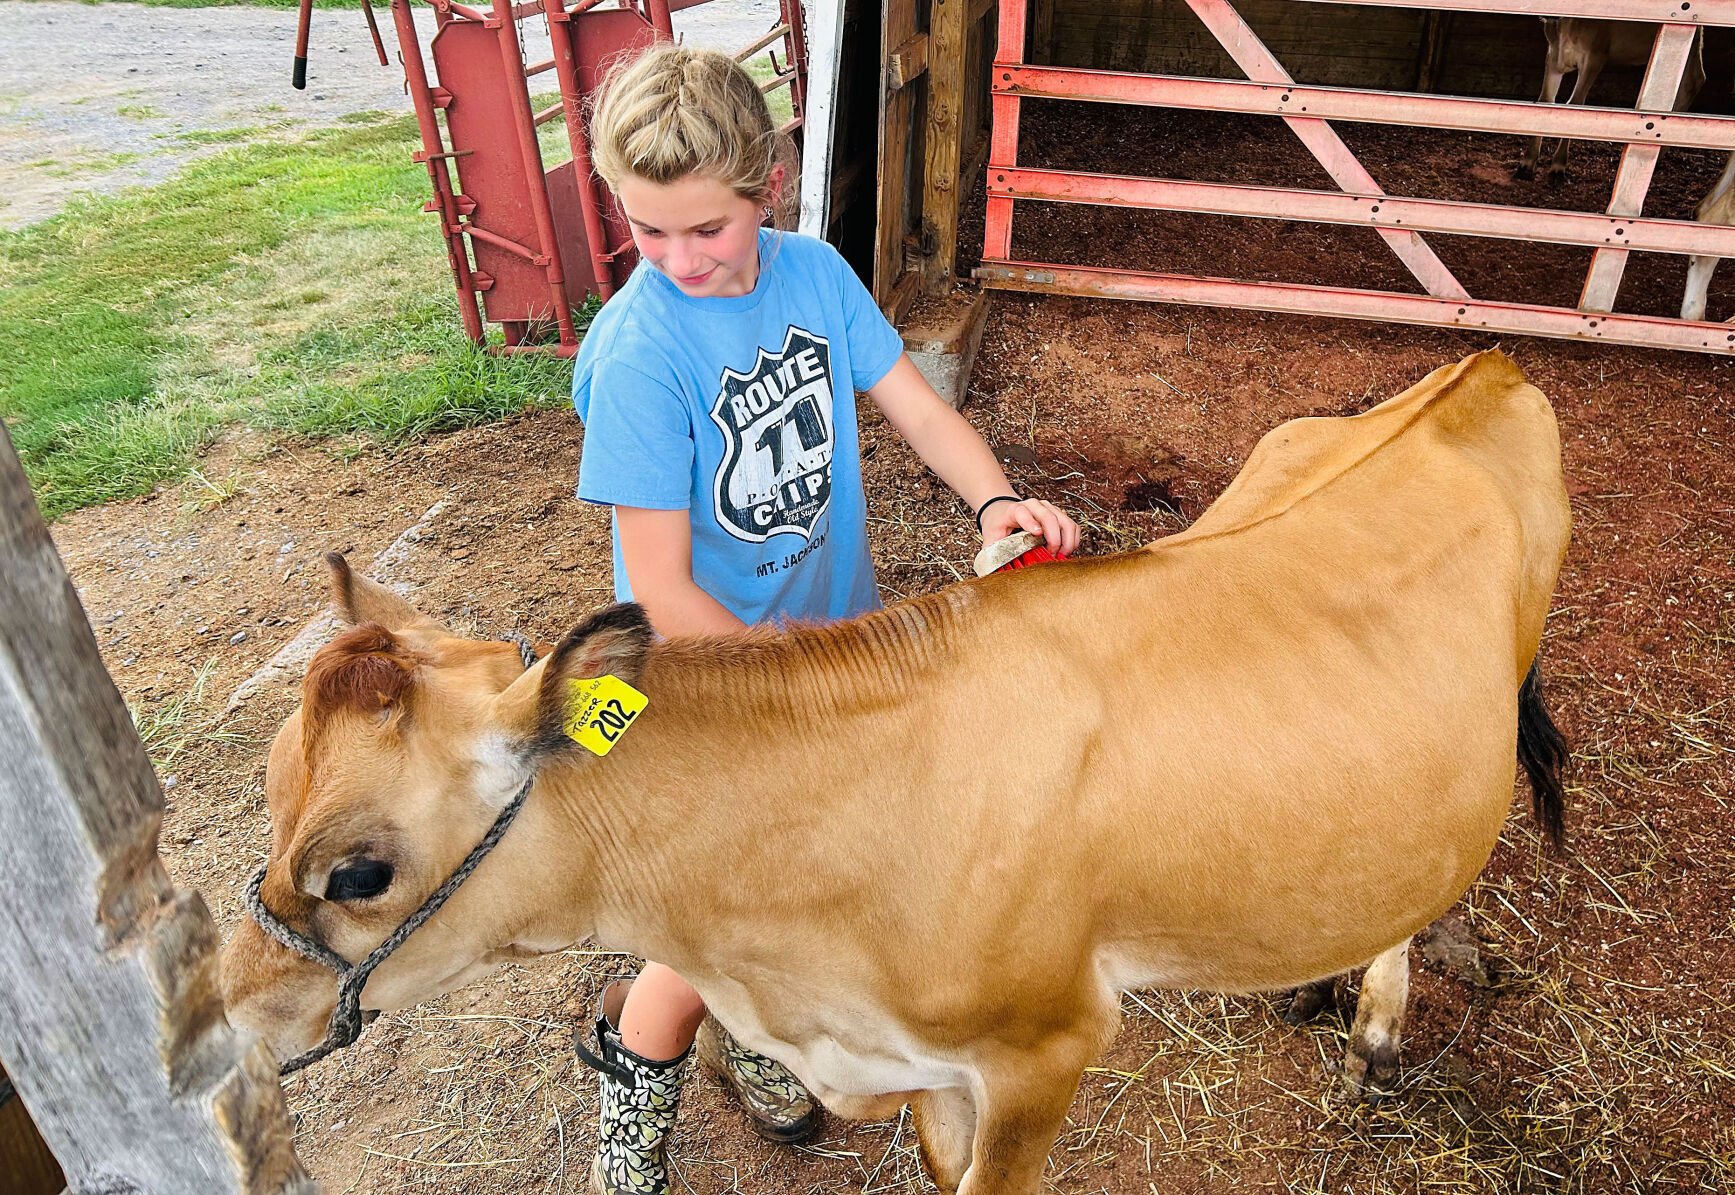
695, 1015, 821, 1144
577, 980, 691, 1195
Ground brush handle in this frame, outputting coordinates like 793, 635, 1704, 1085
973, 531, 1046, 577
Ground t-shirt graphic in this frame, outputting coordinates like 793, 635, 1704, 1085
708, 325, 834, 543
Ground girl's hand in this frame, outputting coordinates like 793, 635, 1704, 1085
978, 497, 1081, 557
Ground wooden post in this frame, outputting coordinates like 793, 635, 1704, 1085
921, 0, 971, 292
797, 0, 846, 237
876, 0, 922, 318
0, 427, 315, 1195
1415, 10, 1455, 94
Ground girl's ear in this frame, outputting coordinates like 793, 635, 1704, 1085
765, 162, 786, 205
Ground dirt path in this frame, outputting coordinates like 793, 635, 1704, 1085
0, 0, 780, 228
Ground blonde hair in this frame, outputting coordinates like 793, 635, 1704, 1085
591, 45, 784, 210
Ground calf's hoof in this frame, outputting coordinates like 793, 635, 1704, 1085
1546, 169, 1571, 188
1513, 163, 1535, 182
1339, 1038, 1400, 1104
1282, 979, 1337, 1025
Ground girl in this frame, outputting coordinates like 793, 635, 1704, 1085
571, 44, 1079, 1195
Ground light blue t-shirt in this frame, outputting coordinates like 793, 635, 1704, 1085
572, 230, 905, 626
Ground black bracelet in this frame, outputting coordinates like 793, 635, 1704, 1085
974, 494, 1021, 531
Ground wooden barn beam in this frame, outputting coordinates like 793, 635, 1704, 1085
922, 0, 972, 292
1414, 11, 1455, 94
0, 427, 314, 1195
887, 31, 929, 91
875, 0, 922, 315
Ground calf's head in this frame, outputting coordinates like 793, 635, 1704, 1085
219, 554, 650, 1065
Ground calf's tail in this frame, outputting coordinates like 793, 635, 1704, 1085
1517, 660, 1569, 851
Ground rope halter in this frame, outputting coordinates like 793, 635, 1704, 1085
244, 636, 540, 1076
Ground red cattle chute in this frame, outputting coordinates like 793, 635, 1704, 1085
343, 0, 811, 354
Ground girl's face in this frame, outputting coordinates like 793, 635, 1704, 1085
617, 171, 776, 299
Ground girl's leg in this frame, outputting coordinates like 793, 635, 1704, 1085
618, 961, 707, 1060
621, 961, 822, 1142
585, 970, 697, 1195
584, 962, 821, 1195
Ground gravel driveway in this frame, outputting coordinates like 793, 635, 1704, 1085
0, 0, 782, 228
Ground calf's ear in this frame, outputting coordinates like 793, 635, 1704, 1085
326, 552, 431, 631
489, 604, 655, 754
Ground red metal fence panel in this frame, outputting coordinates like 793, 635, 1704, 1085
388, 0, 807, 354
979, 0, 1735, 354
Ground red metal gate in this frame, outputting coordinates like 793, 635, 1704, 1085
978, 0, 1735, 355
387, 0, 807, 355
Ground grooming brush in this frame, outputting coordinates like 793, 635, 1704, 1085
972, 530, 1067, 578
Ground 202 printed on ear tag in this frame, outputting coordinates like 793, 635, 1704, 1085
562, 676, 648, 756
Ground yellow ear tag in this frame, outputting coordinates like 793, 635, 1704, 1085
562, 675, 649, 757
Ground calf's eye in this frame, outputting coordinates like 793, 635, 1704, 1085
326, 860, 393, 902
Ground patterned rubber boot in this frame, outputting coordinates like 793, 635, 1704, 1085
576, 980, 691, 1195
695, 1015, 822, 1144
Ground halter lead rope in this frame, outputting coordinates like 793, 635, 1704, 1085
245, 637, 540, 1075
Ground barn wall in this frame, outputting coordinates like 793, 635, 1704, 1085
1034, 3, 1553, 99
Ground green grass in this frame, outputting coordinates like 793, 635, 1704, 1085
128, 659, 250, 769
0, 113, 578, 519
168, 126, 264, 145
5, 49, 793, 521
23, 150, 143, 178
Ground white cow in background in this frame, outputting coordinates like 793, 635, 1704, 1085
1515, 19, 1706, 184
1510, 18, 1731, 322
1683, 151, 1735, 322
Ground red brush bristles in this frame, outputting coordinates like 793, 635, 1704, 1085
998, 544, 1065, 572
972, 532, 1071, 578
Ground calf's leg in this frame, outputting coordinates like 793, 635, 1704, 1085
1518, 59, 1567, 180
1341, 938, 1410, 1100
1283, 976, 1338, 1024
1683, 153, 1735, 321
1547, 60, 1604, 184
912, 1086, 977, 1194
1682, 255, 1719, 321
957, 1043, 1094, 1195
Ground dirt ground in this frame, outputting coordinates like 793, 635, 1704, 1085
49, 303, 1735, 1193
39, 90, 1735, 1192
0, 0, 780, 228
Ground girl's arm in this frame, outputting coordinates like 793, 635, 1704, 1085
867, 354, 1081, 554
616, 506, 748, 637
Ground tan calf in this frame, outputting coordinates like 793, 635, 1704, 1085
221, 350, 1571, 1194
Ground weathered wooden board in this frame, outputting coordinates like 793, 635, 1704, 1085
799, 0, 847, 235
876, 0, 923, 312
0, 427, 315, 1195
922, 0, 972, 291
